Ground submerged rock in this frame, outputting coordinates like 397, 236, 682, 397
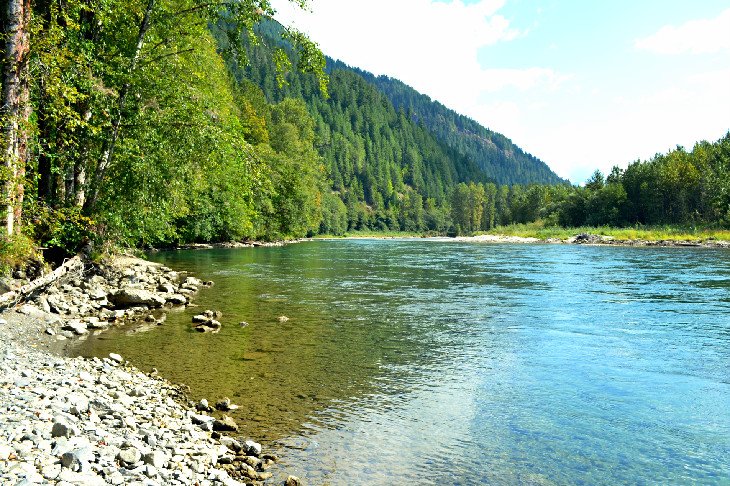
215, 397, 237, 411
213, 415, 239, 432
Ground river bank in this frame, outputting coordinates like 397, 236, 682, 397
323, 232, 730, 248
0, 255, 298, 486
455, 232, 730, 248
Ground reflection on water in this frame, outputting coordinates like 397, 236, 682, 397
74, 240, 730, 484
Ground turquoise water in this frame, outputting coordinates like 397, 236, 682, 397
75, 240, 730, 484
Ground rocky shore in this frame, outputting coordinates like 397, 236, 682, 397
0, 255, 300, 486
454, 232, 730, 248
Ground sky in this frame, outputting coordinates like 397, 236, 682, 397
269, 0, 730, 184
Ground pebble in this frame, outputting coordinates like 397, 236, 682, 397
0, 343, 283, 486
51, 420, 77, 438
0, 256, 288, 485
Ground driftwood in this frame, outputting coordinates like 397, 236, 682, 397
0, 255, 84, 308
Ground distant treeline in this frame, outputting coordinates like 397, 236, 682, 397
449, 134, 730, 234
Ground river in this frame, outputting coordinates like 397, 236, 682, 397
74, 239, 730, 484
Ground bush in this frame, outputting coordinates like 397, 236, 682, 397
31, 207, 96, 260
0, 233, 40, 278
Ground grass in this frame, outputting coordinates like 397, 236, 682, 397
315, 222, 730, 243
478, 222, 730, 242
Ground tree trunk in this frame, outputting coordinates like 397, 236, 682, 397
54, 167, 65, 207
74, 161, 86, 207
36, 112, 53, 202
1, 0, 31, 235
0, 255, 84, 308
85, 0, 155, 213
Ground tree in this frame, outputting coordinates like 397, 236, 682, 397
450, 183, 470, 234
482, 182, 497, 230
1, 0, 31, 234
84, 0, 329, 214
585, 170, 605, 191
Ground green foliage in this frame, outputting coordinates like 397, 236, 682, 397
481, 221, 730, 243
32, 207, 95, 256
0, 234, 39, 277
486, 133, 730, 231
355, 68, 567, 186
220, 20, 505, 234
15, 0, 330, 250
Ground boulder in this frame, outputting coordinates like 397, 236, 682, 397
213, 416, 239, 432
285, 475, 302, 486
86, 287, 108, 300
109, 288, 165, 308
51, 419, 78, 438
218, 436, 242, 453
39, 296, 52, 313
117, 446, 142, 466
61, 447, 93, 472
195, 398, 211, 412
191, 413, 215, 426
18, 304, 44, 317
143, 450, 168, 469
194, 320, 221, 333
157, 283, 175, 294
62, 320, 88, 335
244, 440, 262, 457
166, 294, 188, 305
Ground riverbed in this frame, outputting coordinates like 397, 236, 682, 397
74, 239, 730, 484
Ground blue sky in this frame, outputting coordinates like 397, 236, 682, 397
271, 0, 730, 183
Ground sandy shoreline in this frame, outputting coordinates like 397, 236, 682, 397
0, 255, 298, 486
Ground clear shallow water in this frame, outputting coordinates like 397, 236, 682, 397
74, 240, 730, 484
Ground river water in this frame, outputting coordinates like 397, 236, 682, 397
74, 239, 730, 484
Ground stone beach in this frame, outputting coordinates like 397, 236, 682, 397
0, 255, 300, 486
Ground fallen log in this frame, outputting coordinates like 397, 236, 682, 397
0, 255, 84, 308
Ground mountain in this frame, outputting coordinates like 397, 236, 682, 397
214, 20, 566, 233
350, 66, 567, 186
241, 20, 565, 188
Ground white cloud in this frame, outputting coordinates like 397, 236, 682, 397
270, 0, 563, 117
478, 67, 569, 92
635, 8, 730, 55
527, 68, 730, 183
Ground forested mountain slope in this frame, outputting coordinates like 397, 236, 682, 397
357, 68, 567, 186
216, 20, 564, 233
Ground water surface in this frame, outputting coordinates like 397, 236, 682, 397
75, 240, 730, 484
